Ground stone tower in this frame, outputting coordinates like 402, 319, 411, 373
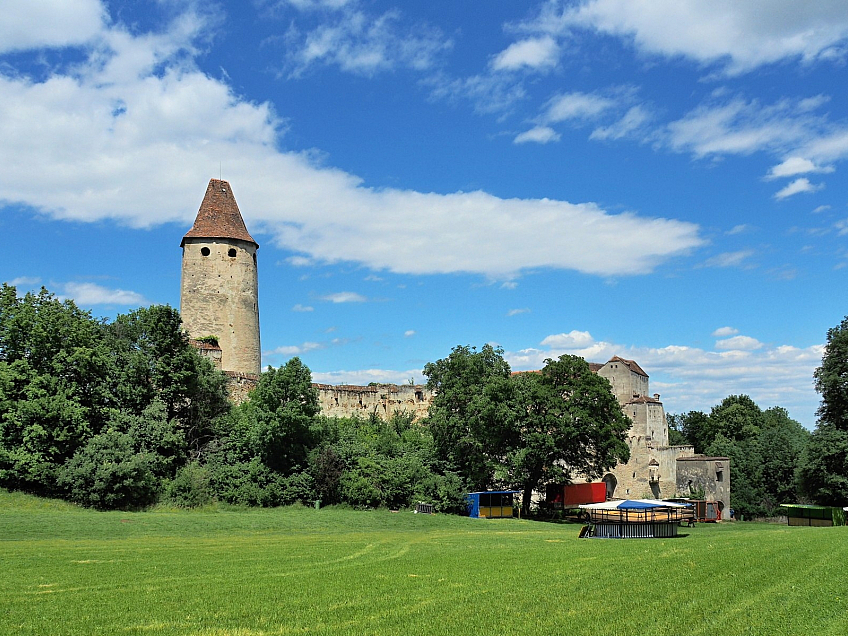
180, 179, 261, 377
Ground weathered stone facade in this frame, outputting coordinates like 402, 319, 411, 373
181, 179, 261, 377
314, 383, 432, 421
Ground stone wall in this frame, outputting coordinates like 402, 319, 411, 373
314, 383, 433, 421
676, 456, 731, 516
181, 237, 261, 377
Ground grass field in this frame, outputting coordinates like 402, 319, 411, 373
1, 490, 846, 636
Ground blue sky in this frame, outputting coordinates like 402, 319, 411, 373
3, 1, 848, 428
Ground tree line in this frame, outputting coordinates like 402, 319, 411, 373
0, 285, 632, 511
2, 283, 847, 514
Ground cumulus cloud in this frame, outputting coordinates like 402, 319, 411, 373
522, 0, 848, 75
505, 328, 823, 427
715, 335, 763, 351
320, 292, 367, 303
59, 282, 147, 306
404, 330, 416, 337
766, 156, 835, 180
774, 177, 824, 200
0, 2, 702, 282
712, 326, 739, 338
514, 125, 560, 144
292, 303, 314, 312
491, 36, 559, 71
540, 330, 595, 348
0, 0, 105, 54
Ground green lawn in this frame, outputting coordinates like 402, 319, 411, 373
1, 490, 845, 636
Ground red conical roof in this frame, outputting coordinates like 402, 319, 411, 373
181, 179, 257, 247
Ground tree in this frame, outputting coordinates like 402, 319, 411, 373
0, 286, 114, 492
423, 344, 515, 491
799, 316, 848, 504
510, 356, 630, 514
814, 316, 848, 432
235, 357, 320, 474
107, 305, 230, 452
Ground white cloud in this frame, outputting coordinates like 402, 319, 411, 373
283, 7, 451, 77
507, 308, 530, 317
292, 303, 314, 312
726, 225, 751, 235
590, 105, 652, 141
712, 326, 738, 338
5, 276, 41, 287
665, 97, 820, 159
59, 282, 147, 306
835, 219, 848, 236
404, 330, 416, 337
514, 126, 560, 144
701, 250, 755, 268
774, 178, 824, 200
526, 0, 848, 75
501, 281, 518, 290
491, 36, 559, 71
540, 330, 595, 349
0, 0, 105, 54
0, 4, 702, 280
265, 341, 324, 356
766, 156, 835, 180
425, 71, 527, 115
505, 329, 823, 427
715, 335, 763, 351
542, 91, 616, 123
264, 337, 348, 358
320, 291, 367, 303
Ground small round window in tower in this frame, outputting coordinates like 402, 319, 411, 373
201, 247, 210, 257
228, 248, 237, 258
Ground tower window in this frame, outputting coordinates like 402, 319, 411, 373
228, 248, 237, 258
201, 247, 210, 257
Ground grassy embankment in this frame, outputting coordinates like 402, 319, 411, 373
1, 489, 845, 636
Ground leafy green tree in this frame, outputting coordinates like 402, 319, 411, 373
797, 425, 848, 505
510, 356, 630, 514
230, 357, 320, 474
107, 305, 230, 453
0, 286, 114, 492
423, 344, 515, 491
799, 316, 848, 504
666, 411, 710, 451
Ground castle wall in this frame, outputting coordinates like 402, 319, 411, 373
314, 383, 433, 421
597, 361, 649, 405
676, 457, 731, 516
181, 237, 261, 377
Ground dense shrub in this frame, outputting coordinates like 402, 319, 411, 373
57, 430, 159, 510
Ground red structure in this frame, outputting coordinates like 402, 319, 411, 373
547, 483, 607, 509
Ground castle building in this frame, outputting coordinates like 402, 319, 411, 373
180, 179, 728, 512
180, 179, 261, 377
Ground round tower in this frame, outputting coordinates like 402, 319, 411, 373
180, 179, 261, 377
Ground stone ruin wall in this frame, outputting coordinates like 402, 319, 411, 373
313, 383, 433, 421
